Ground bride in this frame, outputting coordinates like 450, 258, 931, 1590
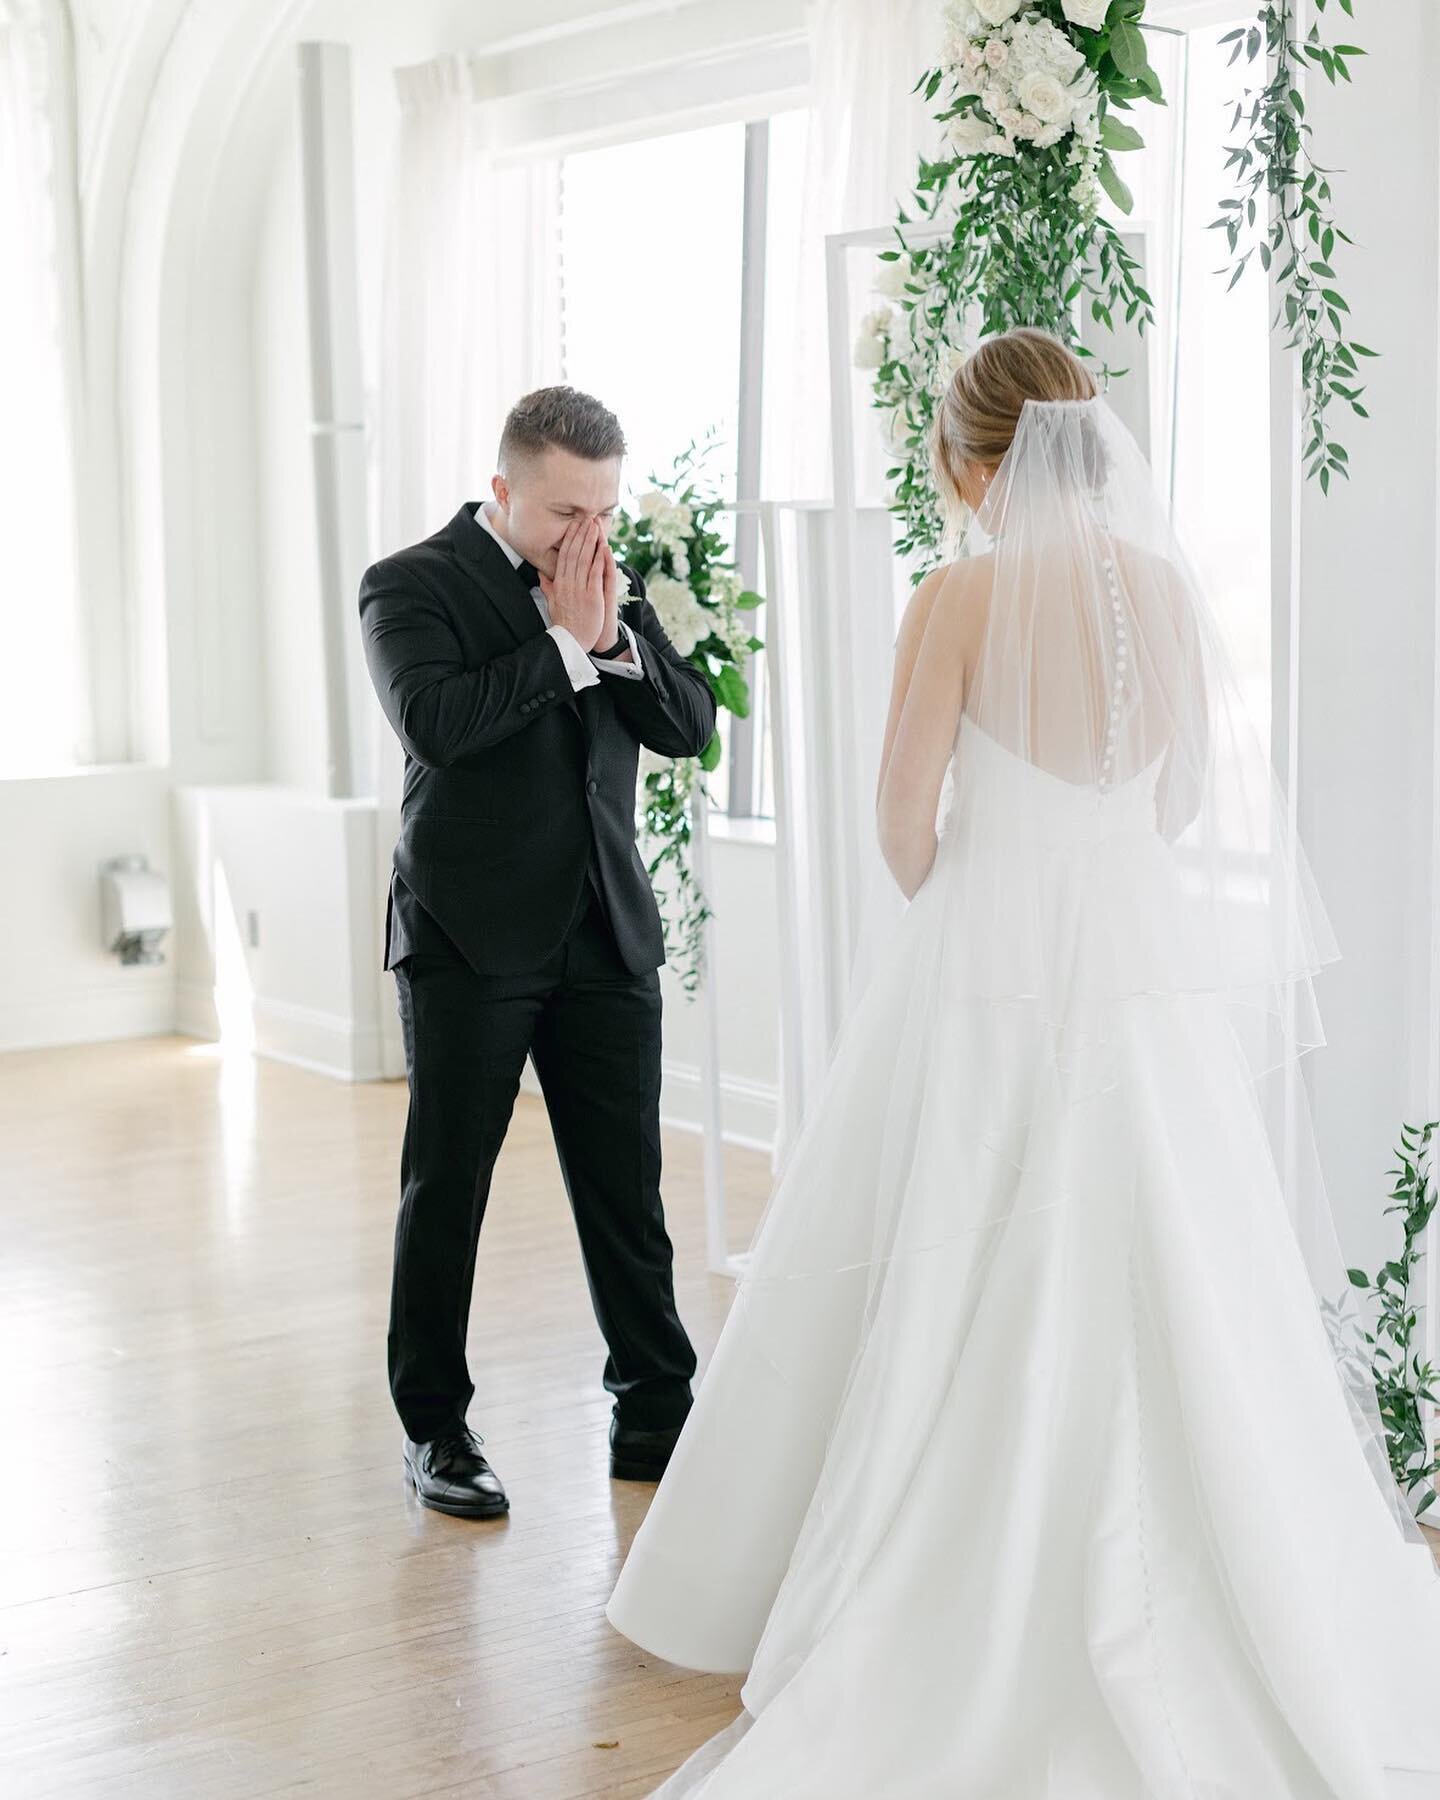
605, 327, 1440, 1797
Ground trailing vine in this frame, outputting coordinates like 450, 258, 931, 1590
1213, 0, 1372, 493
861, 0, 1374, 570
1346, 1120, 1440, 1521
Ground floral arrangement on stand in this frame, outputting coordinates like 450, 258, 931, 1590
611, 429, 765, 997
856, 0, 1370, 572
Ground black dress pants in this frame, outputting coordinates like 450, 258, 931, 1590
388, 876, 696, 1445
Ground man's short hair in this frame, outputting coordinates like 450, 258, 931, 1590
497, 385, 626, 480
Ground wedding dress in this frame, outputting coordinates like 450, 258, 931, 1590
605, 395, 1440, 1798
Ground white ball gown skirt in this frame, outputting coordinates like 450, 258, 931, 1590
606, 719, 1440, 1798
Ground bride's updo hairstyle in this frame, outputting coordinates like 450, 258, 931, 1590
929, 326, 1101, 544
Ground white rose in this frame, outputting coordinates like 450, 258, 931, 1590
1015, 69, 1070, 123
635, 488, 668, 519
983, 132, 1017, 157
963, 43, 986, 70
945, 112, 994, 154
1061, 0, 1108, 26
997, 106, 1024, 133
1012, 112, 1044, 139
984, 37, 1009, 69
975, 0, 1023, 23
980, 84, 1009, 117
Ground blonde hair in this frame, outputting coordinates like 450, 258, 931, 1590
929, 327, 1098, 544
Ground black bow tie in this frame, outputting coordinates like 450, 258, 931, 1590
516, 557, 540, 591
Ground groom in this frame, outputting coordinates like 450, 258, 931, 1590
358, 384, 716, 1518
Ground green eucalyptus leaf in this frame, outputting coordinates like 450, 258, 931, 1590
1097, 152, 1134, 216
1099, 115, 1145, 153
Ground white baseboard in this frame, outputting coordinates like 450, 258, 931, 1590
25, 975, 777, 1146
175, 979, 386, 1081
0, 971, 176, 1054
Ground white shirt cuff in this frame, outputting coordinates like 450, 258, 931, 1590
547, 624, 601, 692
590, 618, 646, 680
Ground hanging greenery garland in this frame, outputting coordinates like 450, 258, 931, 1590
1214, 0, 1371, 494
858, 0, 1164, 571
858, 0, 1370, 571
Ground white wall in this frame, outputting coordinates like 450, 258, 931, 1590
2, 0, 792, 1123
1295, 2, 1440, 1279
0, 768, 173, 1053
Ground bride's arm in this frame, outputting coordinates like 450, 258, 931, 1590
877, 566, 970, 899
877, 565, 947, 805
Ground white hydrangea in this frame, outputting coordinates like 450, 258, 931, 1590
634, 490, 693, 553
1008, 15, 1087, 81
647, 573, 712, 658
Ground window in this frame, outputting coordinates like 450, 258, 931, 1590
560, 106, 809, 821
1114, 16, 1273, 750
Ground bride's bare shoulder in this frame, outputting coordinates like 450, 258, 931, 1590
898, 555, 991, 646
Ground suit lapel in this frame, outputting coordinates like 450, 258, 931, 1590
444, 501, 583, 720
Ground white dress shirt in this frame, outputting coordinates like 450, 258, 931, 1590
474, 501, 646, 693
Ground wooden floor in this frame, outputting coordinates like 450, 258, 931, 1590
0, 1035, 773, 1799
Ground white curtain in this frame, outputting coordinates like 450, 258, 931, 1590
769, 0, 943, 1159
775, 0, 945, 504
0, 0, 90, 774
376, 53, 563, 556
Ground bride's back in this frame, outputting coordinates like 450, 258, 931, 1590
950, 531, 1204, 801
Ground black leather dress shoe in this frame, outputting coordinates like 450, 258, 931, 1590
609, 1417, 686, 1482
403, 1423, 509, 1517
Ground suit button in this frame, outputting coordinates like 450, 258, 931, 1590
586, 778, 598, 795
545, 688, 556, 699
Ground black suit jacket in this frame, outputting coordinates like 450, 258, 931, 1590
359, 501, 718, 978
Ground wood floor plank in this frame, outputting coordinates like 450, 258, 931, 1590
5, 1034, 1432, 1797
0, 1036, 766, 1796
